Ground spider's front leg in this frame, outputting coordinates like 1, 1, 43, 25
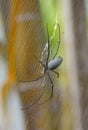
45, 24, 50, 67
52, 23, 61, 60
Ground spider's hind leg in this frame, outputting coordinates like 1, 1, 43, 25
52, 70, 59, 78
38, 73, 54, 105
21, 81, 46, 110
48, 73, 54, 98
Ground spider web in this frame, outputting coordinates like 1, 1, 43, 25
0, 0, 62, 130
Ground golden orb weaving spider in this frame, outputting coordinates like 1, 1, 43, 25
20, 24, 63, 110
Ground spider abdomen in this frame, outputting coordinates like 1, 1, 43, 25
48, 56, 63, 70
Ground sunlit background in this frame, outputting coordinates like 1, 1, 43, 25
0, 0, 88, 130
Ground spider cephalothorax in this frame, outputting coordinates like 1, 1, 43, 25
20, 24, 63, 110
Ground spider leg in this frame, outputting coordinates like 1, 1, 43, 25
21, 77, 46, 110
38, 95, 52, 105
38, 73, 54, 105
51, 70, 59, 78
47, 73, 54, 98
46, 24, 50, 66
33, 55, 45, 67
19, 54, 46, 82
52, 23, 61, 60
19, 75, 44, 82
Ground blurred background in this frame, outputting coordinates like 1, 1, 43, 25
0, 0, 88, 130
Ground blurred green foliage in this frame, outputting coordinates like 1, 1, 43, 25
39, 0, 63, 59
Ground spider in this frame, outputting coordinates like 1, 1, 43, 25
20, 23, 63, 110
